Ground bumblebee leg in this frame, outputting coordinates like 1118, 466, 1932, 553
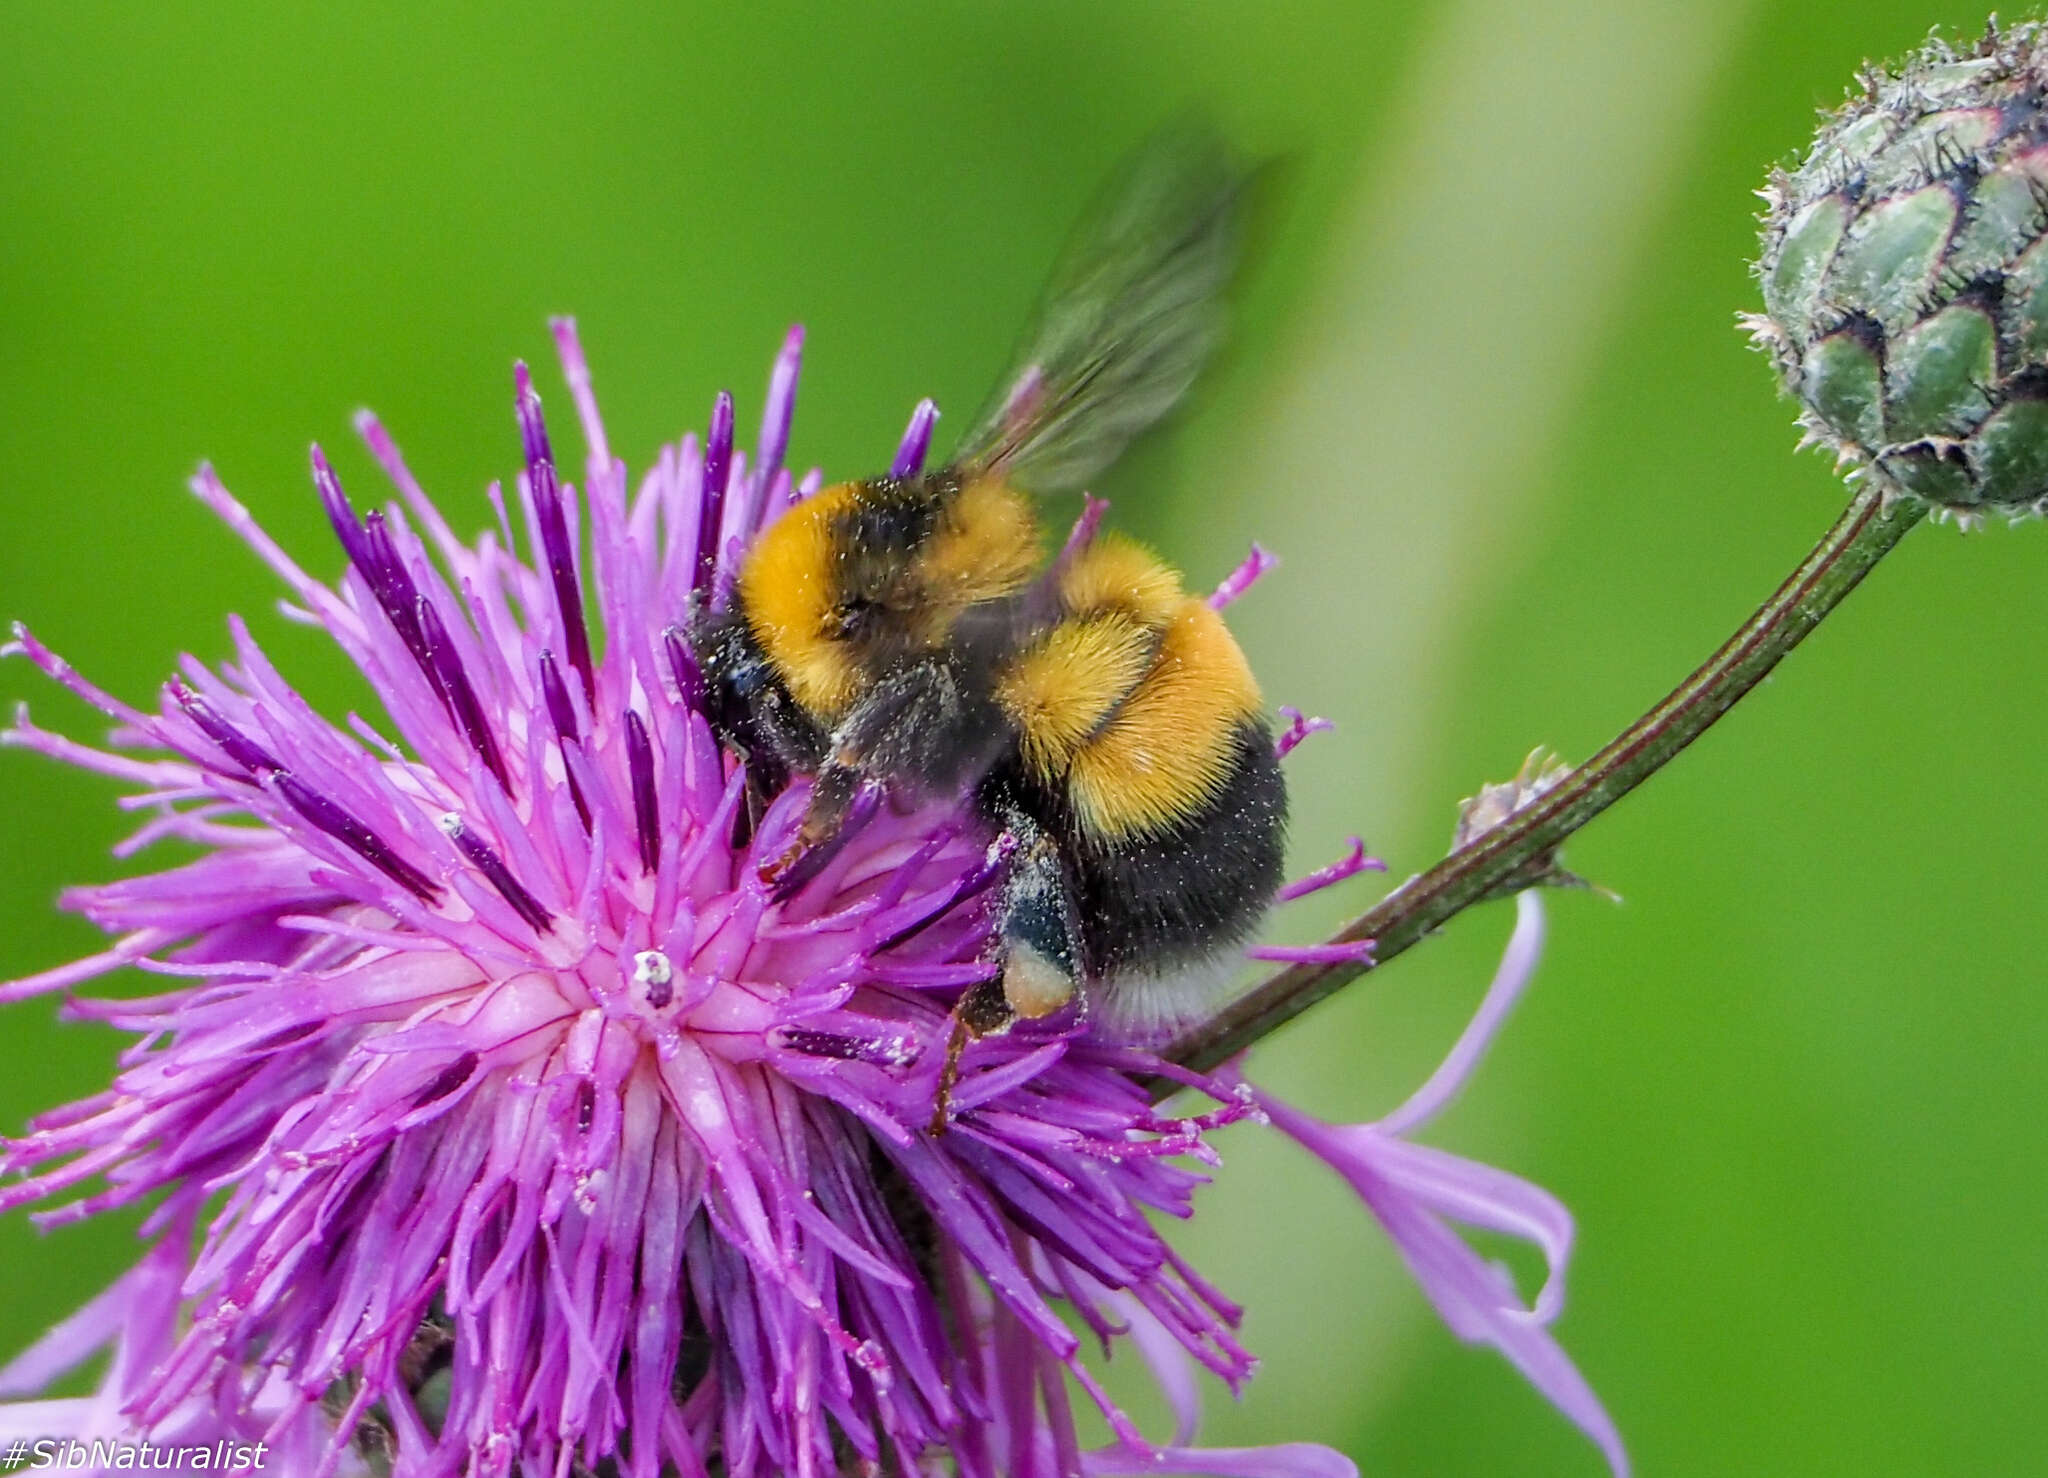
759, 761, 860, 882
930, 809, 1084, 1134
930, 976, 1016, 1135
776, 659, 1008, 880
994, 809, 1084, 1020
798, 761, 861, 848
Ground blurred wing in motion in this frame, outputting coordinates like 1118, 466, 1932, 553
954, 121, 1250, 492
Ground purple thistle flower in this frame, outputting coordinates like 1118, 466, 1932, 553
0, 323, 1622, 1476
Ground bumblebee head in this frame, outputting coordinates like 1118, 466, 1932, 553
737, 470, 1041, 720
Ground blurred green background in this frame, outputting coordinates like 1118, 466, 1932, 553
3, 2, 2041, 1473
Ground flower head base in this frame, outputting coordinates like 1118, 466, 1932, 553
1749, 20, 2048, 519
2, 323, 1622, 1476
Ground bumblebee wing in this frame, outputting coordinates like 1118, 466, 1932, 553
953, 122, 1248, 492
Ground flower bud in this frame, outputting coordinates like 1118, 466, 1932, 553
1751, 22, 2048, 514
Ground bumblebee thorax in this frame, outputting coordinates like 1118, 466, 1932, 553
737, 470, 1041, 720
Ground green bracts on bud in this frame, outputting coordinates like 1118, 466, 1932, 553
1751, 22, 2048, 515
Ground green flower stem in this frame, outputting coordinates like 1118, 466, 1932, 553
1164, 484, 1927, 1083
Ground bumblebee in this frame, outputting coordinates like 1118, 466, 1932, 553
692, 128, 1284, 1102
